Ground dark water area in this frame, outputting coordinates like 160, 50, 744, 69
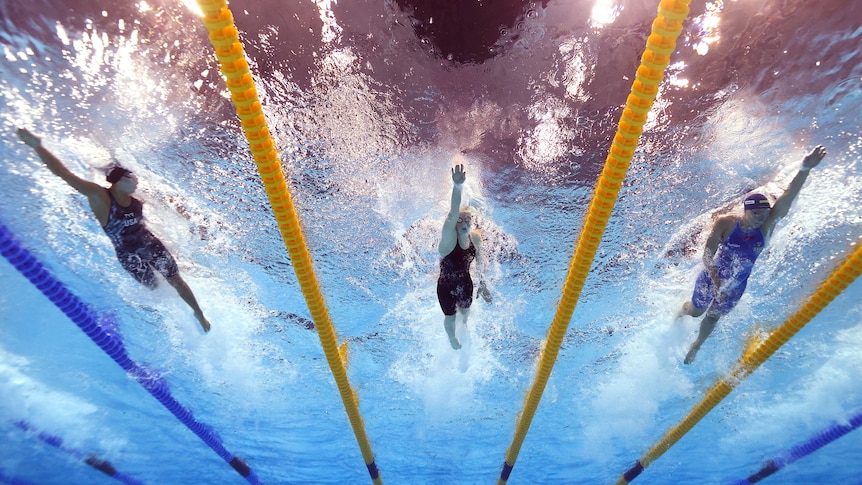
6, 0, 857, 182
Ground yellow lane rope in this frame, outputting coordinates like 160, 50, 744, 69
616, 239, 862, 484
195, 1, 382, 482
497, 1, 691, 483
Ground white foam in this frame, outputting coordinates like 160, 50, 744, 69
581, 301, 695, 460
387, 285, 504, 424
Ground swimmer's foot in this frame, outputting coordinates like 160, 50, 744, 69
449, 336, 461, 350
195, 312, 211, 333
684, 345, 699, 364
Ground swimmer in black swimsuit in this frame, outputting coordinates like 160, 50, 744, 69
437, 159, 491, 349
678, 145, 826, 364
17, 128, 211, 333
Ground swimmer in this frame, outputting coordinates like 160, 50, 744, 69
17, 128, 211, 333
436, 159, 491, 350
679, 145, 826, 363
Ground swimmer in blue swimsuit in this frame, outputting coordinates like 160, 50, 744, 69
679, 145, 827, 364
17, 129, 211, 333
437, 159, 491, 349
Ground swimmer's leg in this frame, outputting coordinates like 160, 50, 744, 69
443, 314, 460, 350
458, 305, 471, 326
680, 270, 714, 320
166, 273, 211, 333
685, 313, 720, 364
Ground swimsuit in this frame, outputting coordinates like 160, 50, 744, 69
103, 191, 178, 288
437, 240, 476, 316
691, 221, 765, 315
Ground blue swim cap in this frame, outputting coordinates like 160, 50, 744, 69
744, 193, 770, 210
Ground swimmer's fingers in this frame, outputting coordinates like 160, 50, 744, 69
452, 164, 466, 184
803, 145, 826, 168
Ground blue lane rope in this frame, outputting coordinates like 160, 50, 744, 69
730, 408, 862, 484
0, 221, 260, 484
14, 421, 143, 485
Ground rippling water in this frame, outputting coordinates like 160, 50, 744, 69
1, 0, 860, 483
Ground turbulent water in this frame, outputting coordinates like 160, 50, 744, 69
1, 0, 861, 483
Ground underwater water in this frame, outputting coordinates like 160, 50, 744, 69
1, 0, 861, 483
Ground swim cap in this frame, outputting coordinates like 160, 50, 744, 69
744, 193, 771, 210
106, 167, 131, 184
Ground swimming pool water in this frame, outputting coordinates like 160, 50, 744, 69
1, 1, 861, 483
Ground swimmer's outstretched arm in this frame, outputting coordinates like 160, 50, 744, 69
17, 129, 99, 195
438, 157, 466, 257
763, 145, 826, 235
17, 128, 111, 224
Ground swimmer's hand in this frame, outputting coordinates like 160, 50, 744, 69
802, 145, 826, 170
477, 281, 492, 303
712, 284, 725, 306
452, 163, 466, 185
16, 128, 42, 148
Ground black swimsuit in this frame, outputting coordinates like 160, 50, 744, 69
103, 191, 178, 288
436, 240, 476, 316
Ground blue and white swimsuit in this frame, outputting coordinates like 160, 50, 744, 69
691, 221, 765, 315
